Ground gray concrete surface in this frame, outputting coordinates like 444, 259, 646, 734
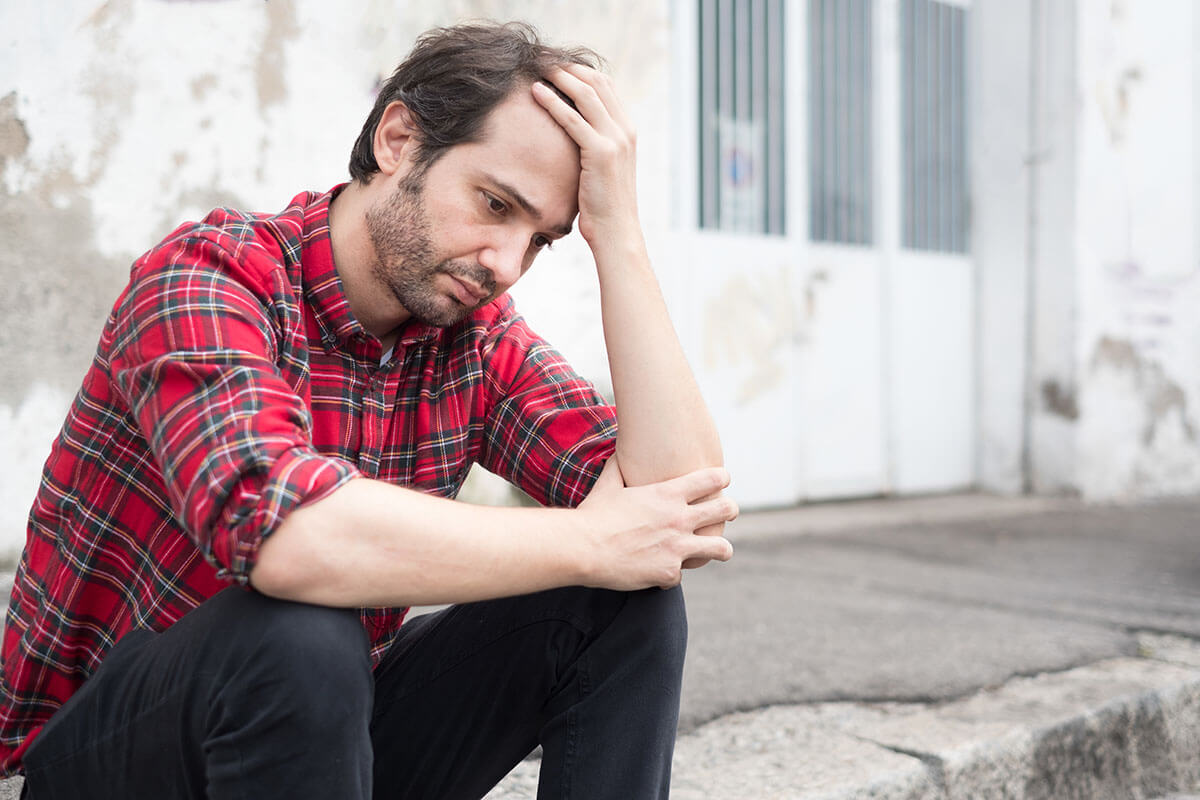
3, 494, 1200, 798
682, 498, 1200, 729
490, 495, 1200, 798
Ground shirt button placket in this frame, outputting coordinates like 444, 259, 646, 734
358, 350, 395, 479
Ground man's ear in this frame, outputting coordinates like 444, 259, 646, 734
374, 101, 422, 176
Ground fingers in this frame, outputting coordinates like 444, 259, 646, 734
540, 67, 607, 126
531, 65, 634, 146
688, 494, 738, 535
561, 63, 638, 134
531, 81, 598, 147
664, 466, 733, 503
684, 532, 734, 564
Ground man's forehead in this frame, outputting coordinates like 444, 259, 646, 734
465, 91, 580, 230
476, 83, 576, 142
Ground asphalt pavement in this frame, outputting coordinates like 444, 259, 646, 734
2, 493, 1199, 798
493, 492, 1200, 798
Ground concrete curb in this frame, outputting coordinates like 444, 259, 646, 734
5, 656, 1192, 798
485, 635, 1200, 798
670, 636, 1200, 799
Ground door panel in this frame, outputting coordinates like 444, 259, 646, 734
887, 252, 975, 492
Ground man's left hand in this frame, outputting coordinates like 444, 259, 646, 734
532, 64, 641, 250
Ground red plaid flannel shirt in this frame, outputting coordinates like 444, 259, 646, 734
0, 186, 617, 774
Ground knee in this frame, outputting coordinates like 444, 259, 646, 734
194, 593, 372, 778
572, 585, 688, 679
209, 590, 372, 712
628, 585, 688, 671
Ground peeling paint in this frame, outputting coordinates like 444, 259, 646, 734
256, 0, 299, 111
78, 0, 136, 187
1041, 379, 1079, 420
154, 185, 252, 238
1089, 336, 1197, 446
0, 384, 72, 559
702, 266, 797, 406
0, 93, 30, 171
190, 73, 218, 101
803, 269, 828, 319
0, 83, 128, 409
0, 169, 128, 408
1095, 65, 1142, 145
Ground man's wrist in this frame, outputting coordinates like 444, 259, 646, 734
560, 506, 603, 588
585, 217, 647, 260
590, 235, 653, 282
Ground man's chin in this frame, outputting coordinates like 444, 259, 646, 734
408, 298, 476, 328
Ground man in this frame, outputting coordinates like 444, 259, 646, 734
1, 21, 735, 799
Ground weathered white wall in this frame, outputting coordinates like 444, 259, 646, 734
0, 0, 675, 556
1074, 0, 1200, 499
6, 0, 1200, 561
975, 0, 1200, 501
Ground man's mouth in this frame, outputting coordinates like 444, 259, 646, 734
448, 275, 488, 305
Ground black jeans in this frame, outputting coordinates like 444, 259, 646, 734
20, 584, 687, 799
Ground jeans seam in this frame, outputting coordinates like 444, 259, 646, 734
559, 649, 591, 800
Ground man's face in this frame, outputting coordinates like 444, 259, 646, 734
365, 86, 581, 328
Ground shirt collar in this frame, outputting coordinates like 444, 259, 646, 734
299, 184, 361, 351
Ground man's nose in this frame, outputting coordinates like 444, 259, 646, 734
479, 235, 527, 287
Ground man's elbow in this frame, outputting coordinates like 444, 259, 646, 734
248, 518, 310, 600
614, 437, 725, 486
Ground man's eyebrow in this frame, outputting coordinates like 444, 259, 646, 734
486, 174, 574, 237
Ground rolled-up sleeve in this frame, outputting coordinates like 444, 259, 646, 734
108, 234, 358, 582
478, 311, 617, 508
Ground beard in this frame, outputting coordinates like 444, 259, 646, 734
364, 169, 497, 328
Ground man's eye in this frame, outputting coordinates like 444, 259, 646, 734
485, 194, 507, 214
532, 235, 554, 251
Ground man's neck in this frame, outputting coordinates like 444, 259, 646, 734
329, 179, 411, 341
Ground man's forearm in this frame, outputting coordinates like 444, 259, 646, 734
529, 67, 723, 487
595, 235, 723, 487
249, 467, 735, 608
250, 478, 585, 607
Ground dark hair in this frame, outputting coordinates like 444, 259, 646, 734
348, 21, 601, 183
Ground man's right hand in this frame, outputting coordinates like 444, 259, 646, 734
574, 458, 736, 591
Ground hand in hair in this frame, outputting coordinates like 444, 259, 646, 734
531, 65, 641, 253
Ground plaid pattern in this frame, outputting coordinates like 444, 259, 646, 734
0, 186, 617, 774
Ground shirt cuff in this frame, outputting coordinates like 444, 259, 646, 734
210, 447, 360, 584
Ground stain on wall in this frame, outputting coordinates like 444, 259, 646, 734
0, 93, 30, 171
701, 265, 799, 406
0, 99, 127, 409
256, 0, 299, 111
1089, 336, 1196, 447
1040, 379, 1079, 420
